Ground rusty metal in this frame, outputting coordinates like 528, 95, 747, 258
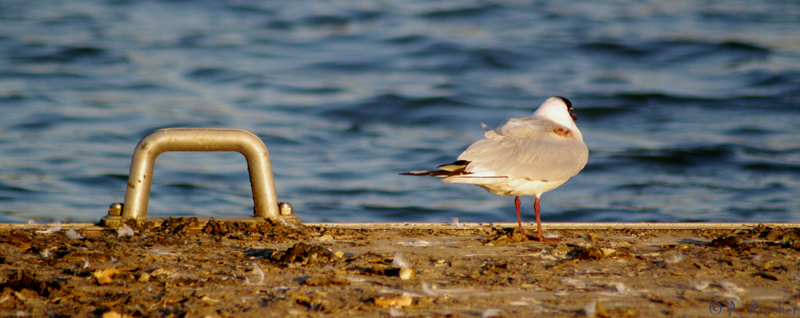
102, 128, 281, 225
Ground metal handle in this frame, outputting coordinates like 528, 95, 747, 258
118, 128, 280, 220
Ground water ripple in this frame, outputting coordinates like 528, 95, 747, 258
0, 0, 798, 223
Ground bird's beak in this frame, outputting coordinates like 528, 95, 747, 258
571, 113, 578, 121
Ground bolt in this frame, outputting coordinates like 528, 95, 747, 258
108, 203, 123, 217
278, 202, 293, 216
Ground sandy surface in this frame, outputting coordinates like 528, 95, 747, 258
1, 219, 799, 317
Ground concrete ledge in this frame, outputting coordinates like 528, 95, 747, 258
4, 221, 798, 230
1, 219, 799, 317
307, 222, 800, 230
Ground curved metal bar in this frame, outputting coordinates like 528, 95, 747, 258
121, 128, 279, 220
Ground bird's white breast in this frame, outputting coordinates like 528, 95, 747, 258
442, 175, 569, 197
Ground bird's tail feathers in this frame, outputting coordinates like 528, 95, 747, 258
400, 160, 470, 177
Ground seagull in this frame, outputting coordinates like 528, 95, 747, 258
401, 96, 589, 242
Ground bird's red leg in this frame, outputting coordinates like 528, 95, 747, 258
515, 196, 524, 235
534, 196, 561, 242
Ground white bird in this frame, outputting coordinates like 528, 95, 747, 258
401, 96, 589, 241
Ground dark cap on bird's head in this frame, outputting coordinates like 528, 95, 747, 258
554, 96, 577, 121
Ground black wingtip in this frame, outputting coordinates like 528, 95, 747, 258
402, 160, 472, 177
400, 170, 456, 177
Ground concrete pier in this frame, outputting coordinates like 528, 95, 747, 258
1, 220, 798, 317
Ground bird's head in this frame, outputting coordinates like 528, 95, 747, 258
533, 96, 578, 126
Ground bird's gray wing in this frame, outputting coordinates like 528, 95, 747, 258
457, 118, 588, 182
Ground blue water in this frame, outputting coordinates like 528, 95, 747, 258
1, 1, 799, 224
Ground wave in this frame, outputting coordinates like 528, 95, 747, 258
320, 93, 474, 125
579, 39, 770, 63
742, 163, 800, 174
417, 3, 502, 19
9, 44, 127, 64
404, 41, 527, 72
613, 144, 736, 167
